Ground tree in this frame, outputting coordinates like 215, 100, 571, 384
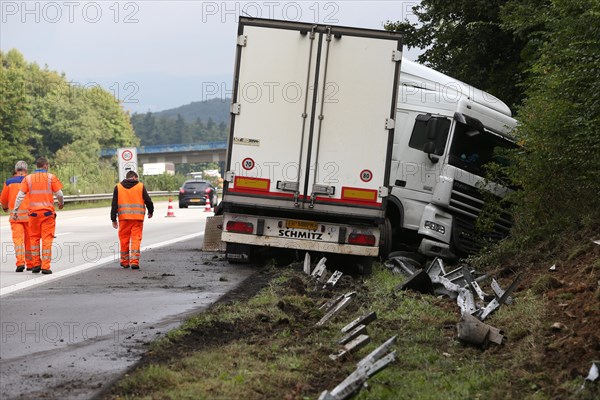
385, 0, 527, 108
502, 0, 600, 236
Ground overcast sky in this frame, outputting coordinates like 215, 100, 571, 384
1, 1, 422, 113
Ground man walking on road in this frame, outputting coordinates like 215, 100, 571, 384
111, 170, 154, 270
12, 157, 64, 275
1, 161, 34, 272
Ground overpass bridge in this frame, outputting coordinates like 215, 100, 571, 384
101, 141, 228, 165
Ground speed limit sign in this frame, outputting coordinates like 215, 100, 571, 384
118, 147, 138, 181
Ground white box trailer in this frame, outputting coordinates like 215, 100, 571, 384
220, 18, 402, 263
143, 162, 175, 176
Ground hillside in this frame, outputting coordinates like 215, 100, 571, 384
154, 98, 230, 124
130, 99, 230, 146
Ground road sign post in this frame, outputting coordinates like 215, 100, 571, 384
117, 147, 138, 181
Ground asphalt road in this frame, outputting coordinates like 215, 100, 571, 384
0, 203, 256, 400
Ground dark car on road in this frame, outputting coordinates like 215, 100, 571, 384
178, 180, 218, 208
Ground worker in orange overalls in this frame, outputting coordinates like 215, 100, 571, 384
110, 170, 154, 269
12, 157, 64, 275
1, 161, 34, 272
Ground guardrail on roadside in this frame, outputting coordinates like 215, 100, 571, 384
63, 190, 223, 203
63, 191, 176, 203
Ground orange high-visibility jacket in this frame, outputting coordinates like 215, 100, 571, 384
117, 183, 146, 221
1, 176, 30, 222
19, 171, 62, 212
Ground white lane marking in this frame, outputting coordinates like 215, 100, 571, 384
0, 233, 203, 297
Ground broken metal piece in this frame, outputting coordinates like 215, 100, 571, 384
578, 361, 599, 392
395, 258, 418, 276
490, 278, 513, 305
396, 269, 434, 294
341, 311, 377, 334
304, 252, 311, 275
320, 293, 345, 312
324, 270, 344, 288
316, 292, 356, 326
431, 274, 462, 299
329, 334, 371, 361
478, 273, 522, 321
426, 257, 446, 277
457, 312, 504, 347
585, 362, 599, 382
462, 265, 491, 301
311, 257, 327, 280
321, 351, 397, 400
338, 324, 367, 346
356, 336, 397, 372
457, 288, 477, 315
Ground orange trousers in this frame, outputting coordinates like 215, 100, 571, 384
10, 221, 33, 268
28, 212, 56, 270
118, 220, 144, 266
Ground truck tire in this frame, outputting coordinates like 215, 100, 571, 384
379, 218, 393, 260
387, 251, 426, 269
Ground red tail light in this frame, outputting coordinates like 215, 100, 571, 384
226, 221, 254, 234
348, 233, 376, 246
205, 188, 211, 194
179, 188, 185, 193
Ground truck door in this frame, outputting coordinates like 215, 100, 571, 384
225, 19, 402, 219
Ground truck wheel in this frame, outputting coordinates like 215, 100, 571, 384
379, 218, 393, 260
356, 256, 374, 275
387, 251, 426, 268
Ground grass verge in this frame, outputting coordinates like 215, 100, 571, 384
101, 255, 599, 400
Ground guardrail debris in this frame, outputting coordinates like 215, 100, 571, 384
341, 311, 377, 334
304, 252, 311, 275
457, 312, 504, 347
329, 334, 371, 361
316, 292, 356, 327
319, 337, 397, 400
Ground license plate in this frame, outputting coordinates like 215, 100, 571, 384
190, 199, 201, 202
286, 220, 318, 230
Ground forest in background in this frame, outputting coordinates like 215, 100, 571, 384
386, 0, 600, 246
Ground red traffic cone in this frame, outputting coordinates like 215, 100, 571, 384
166, 198, 176, 217
204, 196, 212, 213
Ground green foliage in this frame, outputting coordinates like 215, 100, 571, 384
131, 110, 229, 146
502, 0, 600, 240
142, 174, 186, 192
0, 49, 138, 184
154, 98, 230, 124
385, 0, 527, 108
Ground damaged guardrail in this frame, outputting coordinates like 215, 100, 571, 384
303, 254, 396, 399
387, 255, 522, 348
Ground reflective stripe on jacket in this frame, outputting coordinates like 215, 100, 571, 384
21, 172, 61, 212
1, 176, 29, 222
117, 183, 146, 221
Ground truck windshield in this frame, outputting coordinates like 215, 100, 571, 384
448, 122, 516, 176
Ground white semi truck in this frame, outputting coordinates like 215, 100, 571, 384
220, 18, 516, 267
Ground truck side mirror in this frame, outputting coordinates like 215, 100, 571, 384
422, 141, 439, 164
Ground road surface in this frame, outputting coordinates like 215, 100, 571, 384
0, 203, 256, 399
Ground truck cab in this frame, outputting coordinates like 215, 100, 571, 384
387, 60, 517, 260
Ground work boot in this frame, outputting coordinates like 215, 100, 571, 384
41, 269, 52, 275
26, 267, 33, 271
120, 264, 130, 269
131, 265, 140, 270
16, 265, 25, 272
32, 266, 41, 273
